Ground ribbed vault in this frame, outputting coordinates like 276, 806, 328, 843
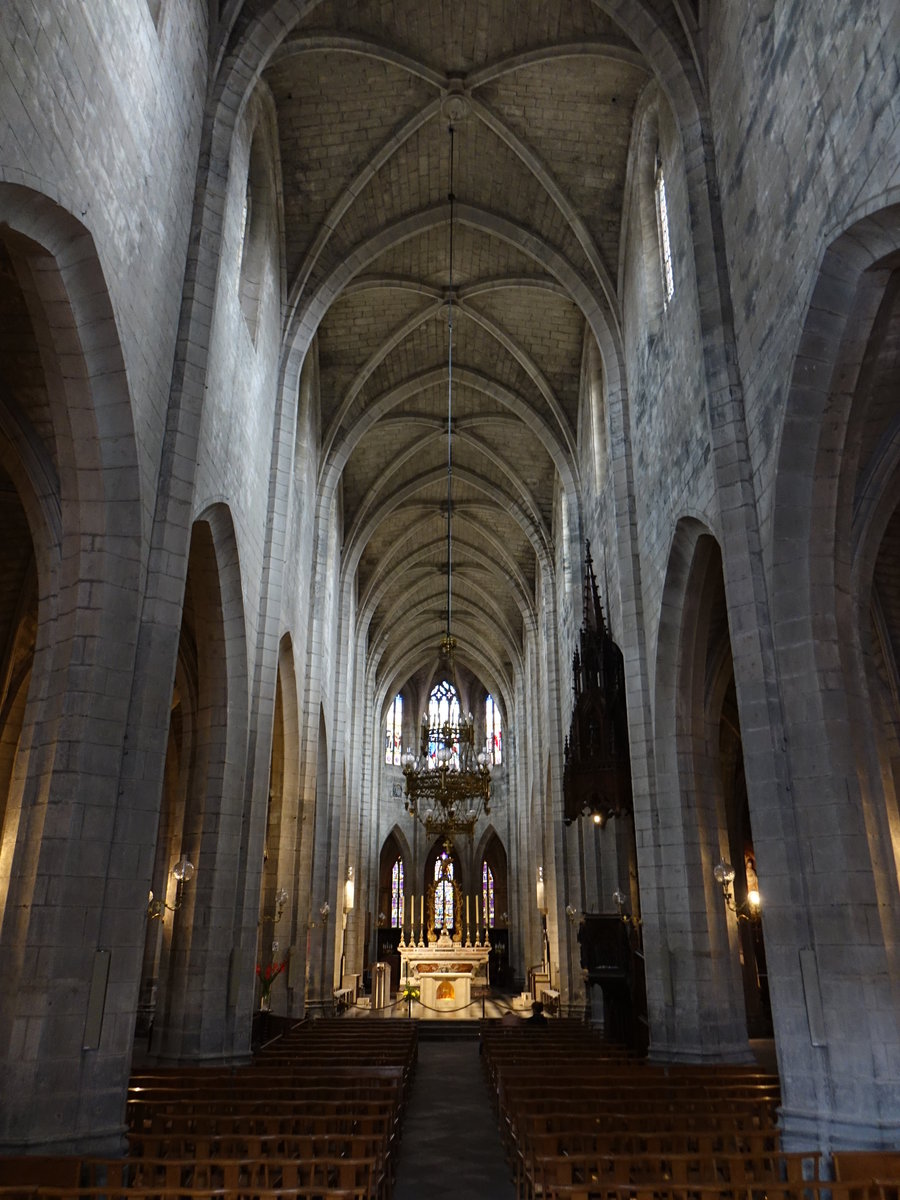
249, 0, 689, 706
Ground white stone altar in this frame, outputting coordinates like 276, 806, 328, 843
399, 928, 490, 1015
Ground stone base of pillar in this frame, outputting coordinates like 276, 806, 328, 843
0, 1126, 127, 1158
780, 1106, 900, 1153
648, 1039, 756, 1065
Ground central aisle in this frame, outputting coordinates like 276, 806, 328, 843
393, 1037, 517, 1200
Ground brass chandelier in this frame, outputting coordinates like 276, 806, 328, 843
401, 118, 493, 840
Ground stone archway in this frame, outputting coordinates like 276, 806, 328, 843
648, 519, 754, 1063
768, 204, 900, 1147
0, 190, 144, 1154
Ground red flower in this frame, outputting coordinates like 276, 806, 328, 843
256, 958, 288, 997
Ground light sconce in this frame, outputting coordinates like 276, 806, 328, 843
613, 887, 641, 929
536, 866, 547, 914
713, 858, 761, 921
260, 885, 289, 926
377, 911, 387, 927
320, 901, 331, 924
147, 856, 195, 920
565, 904, 578, 924
173, 855, 194, 883
344, 867, 355, 912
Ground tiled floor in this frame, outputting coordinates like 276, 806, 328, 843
393, 1039, 517, 1200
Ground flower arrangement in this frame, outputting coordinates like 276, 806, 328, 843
400, 981, 420, 1003
256, 957, 287, 1007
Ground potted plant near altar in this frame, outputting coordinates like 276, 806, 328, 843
399, 980, 420, 1015
256, 957, 287, 1011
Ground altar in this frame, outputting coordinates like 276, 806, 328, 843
399, 928, 490, 1015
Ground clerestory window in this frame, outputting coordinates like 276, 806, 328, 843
385, 694, 402, 765
427, 680, 460, 766
655, 157, 675, 306
485, 694, 502, 766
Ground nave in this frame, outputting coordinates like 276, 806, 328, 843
1, 1016, 900, 1199
1, 0, 900, 1163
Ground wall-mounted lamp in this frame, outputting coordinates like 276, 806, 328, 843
260, 886, 289, 926
320, 901, 331, 924
344, 867, 355, 912
565, 904, 578, 924
536, 866, 547, 914
713, 858, 761, 921
147, 856, 195, 920
612, 887, 641, 929
173, 856, 194, 883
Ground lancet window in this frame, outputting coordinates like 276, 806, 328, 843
482, 861, 495, 928
655, 157, 675, 305
385, 694, 402, 765
485, 694, 502, 766
434, 849, 455, 930
427, 680, 460, 765
390, 857, 404, 928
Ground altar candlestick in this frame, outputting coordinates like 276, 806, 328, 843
466, 895, 470, 938
409, 893, 414, 937
420, 894, 424, 928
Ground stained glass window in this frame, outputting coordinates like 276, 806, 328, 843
486, 694, 502, 766
655, 159, 675, 305
385, 694, 402, 765
427, 680, 460, 766
482, 861, 495, 928
434, 850, 455, 930
390, 857, 404, 928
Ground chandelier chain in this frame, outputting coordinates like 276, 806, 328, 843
446, 121, 455, 642
400, 121, 493, 841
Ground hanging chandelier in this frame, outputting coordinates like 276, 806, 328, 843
401, 118, 492, 840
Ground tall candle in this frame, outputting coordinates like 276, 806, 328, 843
409, 893, 414, 934
466, 895, 470, 936
420, 894, 424, 928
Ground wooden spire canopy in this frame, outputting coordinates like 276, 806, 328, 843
563, 543, 633, 826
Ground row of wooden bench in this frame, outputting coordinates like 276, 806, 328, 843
480, 1023, 900, 1200
0, 1018, 418, 1199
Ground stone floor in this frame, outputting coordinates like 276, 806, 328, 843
393, 1038, 517, 1200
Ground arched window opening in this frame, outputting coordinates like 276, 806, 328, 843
486, 694, 502, 766
434, 848, 455, 931
385, 694, 402, 765
655, 155, 675, 306
390, 857, 404, 928
427, 680, 460, 766
239, 180, 251, 257
589, 337, 607, 484
482, 860, 495, 928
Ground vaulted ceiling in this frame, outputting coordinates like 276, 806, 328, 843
251, 1, 697, 707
